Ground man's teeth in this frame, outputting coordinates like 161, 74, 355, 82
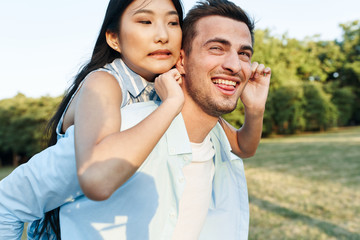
213, 79, 236, 87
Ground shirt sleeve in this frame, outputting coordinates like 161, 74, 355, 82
0, 126, 82, 239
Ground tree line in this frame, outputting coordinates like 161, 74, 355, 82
225, 20, 359, 135
0, 20, 359, 165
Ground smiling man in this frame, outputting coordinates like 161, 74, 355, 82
58, 1, 270, 239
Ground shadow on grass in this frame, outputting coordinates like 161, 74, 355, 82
249, 195, 360, 240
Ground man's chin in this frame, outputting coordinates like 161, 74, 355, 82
202, 104, 237, 117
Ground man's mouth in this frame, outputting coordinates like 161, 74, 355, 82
212, 79, 237, 88
211, 77, 240, 96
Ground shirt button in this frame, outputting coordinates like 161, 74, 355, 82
184, 156, 190, 161
179, 177, 185, 183
169, 212, 176, 219
169, 147, 175, 154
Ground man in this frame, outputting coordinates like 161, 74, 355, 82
58, 1, 270, 239
0, 0, 270, 239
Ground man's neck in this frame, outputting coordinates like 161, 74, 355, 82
181, 101, 219, 144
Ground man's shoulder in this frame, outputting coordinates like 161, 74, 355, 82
120, 101, 160, 131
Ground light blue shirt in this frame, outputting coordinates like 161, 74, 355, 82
59, 101, 249, 240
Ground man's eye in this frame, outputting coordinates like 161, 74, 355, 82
210, 46, 222, 50
239, 52, 251, 58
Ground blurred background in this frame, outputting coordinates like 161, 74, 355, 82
0, 0, 359, 239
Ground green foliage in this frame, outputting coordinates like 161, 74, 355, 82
337, 20, 360, 124
0, 94, 62, 161
325, 81, 356, 126
253, 30, 300, 89
302, 82, 338, 131
270, 82, 305, 134
250, 20, 360, 134
261, 96, 275, 137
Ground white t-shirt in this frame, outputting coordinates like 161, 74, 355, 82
172, 135, 215, 240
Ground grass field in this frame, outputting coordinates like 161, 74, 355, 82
1, 126, 359, 239
245, 126, 360, 240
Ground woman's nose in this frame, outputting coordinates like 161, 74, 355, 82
154, 23, 169, 44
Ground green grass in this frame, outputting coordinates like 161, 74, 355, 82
1, 126, 359, 239
0, 166, 16, 180
245, 126, 360, 240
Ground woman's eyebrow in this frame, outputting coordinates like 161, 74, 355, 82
133, 9, 153, 15
133, 9, 178, 16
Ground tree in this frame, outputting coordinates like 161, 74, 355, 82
337, 20, 360, 124
0, 94, 62, 166
270, 82, 305, 134
302, 82, 338, 131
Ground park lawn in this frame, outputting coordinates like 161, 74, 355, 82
1, 126, 359, 239
245, 126, 360, 240
0, 166, 15, 180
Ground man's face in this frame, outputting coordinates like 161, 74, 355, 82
181, 16, 253, 117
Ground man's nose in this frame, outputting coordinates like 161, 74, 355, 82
154, 23, 169, 44
222, 50, 241, 74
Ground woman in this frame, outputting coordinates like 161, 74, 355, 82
2, 0, 184, 239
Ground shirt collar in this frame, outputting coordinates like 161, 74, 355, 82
210, 123, 239, 162
112, 58, 151, 98
165, 115, 238, 160
165, 113, 192, 156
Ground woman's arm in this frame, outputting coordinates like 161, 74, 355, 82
219, 62, 271, 158
74, 69, 183, 201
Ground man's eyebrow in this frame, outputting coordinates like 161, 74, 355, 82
204, 38, 254, 54
133, 9, 178, 16
204, 38, 231, 47
240, 45, 254, 55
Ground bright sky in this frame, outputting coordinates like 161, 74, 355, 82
0, 0, 359, 100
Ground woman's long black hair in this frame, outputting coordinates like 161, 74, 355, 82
33, 0, 183, 238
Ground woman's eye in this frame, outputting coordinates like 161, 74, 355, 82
169, 21, 179, 26
139, 20, 151, 24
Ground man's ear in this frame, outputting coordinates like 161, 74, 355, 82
105, 30, 121, 53
176, 49, 186, 75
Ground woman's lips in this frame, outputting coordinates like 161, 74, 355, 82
148, 50, 172, 59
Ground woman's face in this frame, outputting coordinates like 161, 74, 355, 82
118, 0, 182, 81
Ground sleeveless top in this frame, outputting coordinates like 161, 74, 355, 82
56, 58, 161, 137
28, 58, 160, 239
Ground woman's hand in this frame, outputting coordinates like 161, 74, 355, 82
154, 68, 184, 114
240, 62, 271, 113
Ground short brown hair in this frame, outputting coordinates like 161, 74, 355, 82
182, 0, 254, 55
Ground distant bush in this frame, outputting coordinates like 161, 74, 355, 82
270, 83, 305, 134
0, 94, 62, 165
332, 87, 356, 126
302, 82, 338, 131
